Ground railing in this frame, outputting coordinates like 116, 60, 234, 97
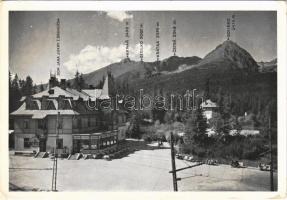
80, 145, 118, 154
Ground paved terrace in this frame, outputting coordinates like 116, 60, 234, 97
9, 140, 277, 191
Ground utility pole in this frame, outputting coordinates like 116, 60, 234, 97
269, 116, 274, 191
170, 132, 178, 191
52, 111, 60, 191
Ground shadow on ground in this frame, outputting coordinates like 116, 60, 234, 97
9, 183, 50, 191
112, 139, 170, 160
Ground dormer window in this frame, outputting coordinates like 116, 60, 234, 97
63, 99, 72, 110
47, 100, 56, 110
48, 89, 54, 94
23, 120, 29, 129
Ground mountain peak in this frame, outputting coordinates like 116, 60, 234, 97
198, 40, 259, 71
120, 57, 132, 63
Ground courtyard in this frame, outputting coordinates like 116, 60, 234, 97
9, 140, 277, 191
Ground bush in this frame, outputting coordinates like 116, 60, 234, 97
181, 144, 193, 154
142, 134, 152, 142
181, 133, 270, 161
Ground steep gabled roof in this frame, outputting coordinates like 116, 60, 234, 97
99, 76, 110, 99
33, 86, 77, 99
83, 76, 110, 100
10, 102, 79, 117
10, 76, 110, 117
82, 89, 102, 100
66, 88, 88, 100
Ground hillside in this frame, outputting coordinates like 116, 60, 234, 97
119, 40, 264, 93
195, 40, 259, 71
257, 58, 277, 73
79, 56, 201, 87
114, 40, 276, 119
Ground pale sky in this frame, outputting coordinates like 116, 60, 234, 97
9, 11, 276, 84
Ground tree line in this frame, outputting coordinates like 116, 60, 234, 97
9, 71, 39, 113
9, 70, 89, 113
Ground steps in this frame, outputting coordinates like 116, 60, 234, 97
83, 154, 94, 160
14, 151, 35, 157
34, 152, 49, 158
68, 153, 83, 160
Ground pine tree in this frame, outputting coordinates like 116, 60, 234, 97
184, 108, 208, 146
39, 83, 45, 92
18, 79, 25, 91
73, 70, 80, 90
33, 84, 37, 94
204, 78, 210, 100
9, 71, 12, 91
73, 70, 86, 90
209, 112, 224, 133
10, 73, 22, 113
79, 73, 86, 89
22, 76, 33, 96
194, 108, 208, 144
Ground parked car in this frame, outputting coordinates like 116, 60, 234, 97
103, 155, 111, 161
187, 156, 194, 162
231, 160, 240, 168
259, 163, 271, 171
231, 160, 246, 168
206, 159, 218, 165
94, 153, 103, 159
175, 154, 184, 160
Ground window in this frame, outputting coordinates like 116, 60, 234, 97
87, 118, 91, 127
24, 138, 30, 148
63, 100, 72, 110
47, 101, 56, 110
91, 139, 98, 149
79, 139, 90, 150
30, 137, 39, 147
77, 118, 82, 128
23, 120, 29, 129
72, 117, 77, 129
56, 138, 63, 149
38, 119, 46, 129
57, 118, 63, 129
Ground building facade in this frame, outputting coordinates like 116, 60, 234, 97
200, 99, 218, 120
10, 75, 128, 154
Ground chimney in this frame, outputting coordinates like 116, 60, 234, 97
60, 79, 67, 90
49, 76, 58, 89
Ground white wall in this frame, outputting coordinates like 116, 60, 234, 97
14, 118, 37, 134
118, 126, 127, 141
14, 135, 23, 150
46, 134, 73, 154
47, 116, 73, 134
14, 133, 39, 151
